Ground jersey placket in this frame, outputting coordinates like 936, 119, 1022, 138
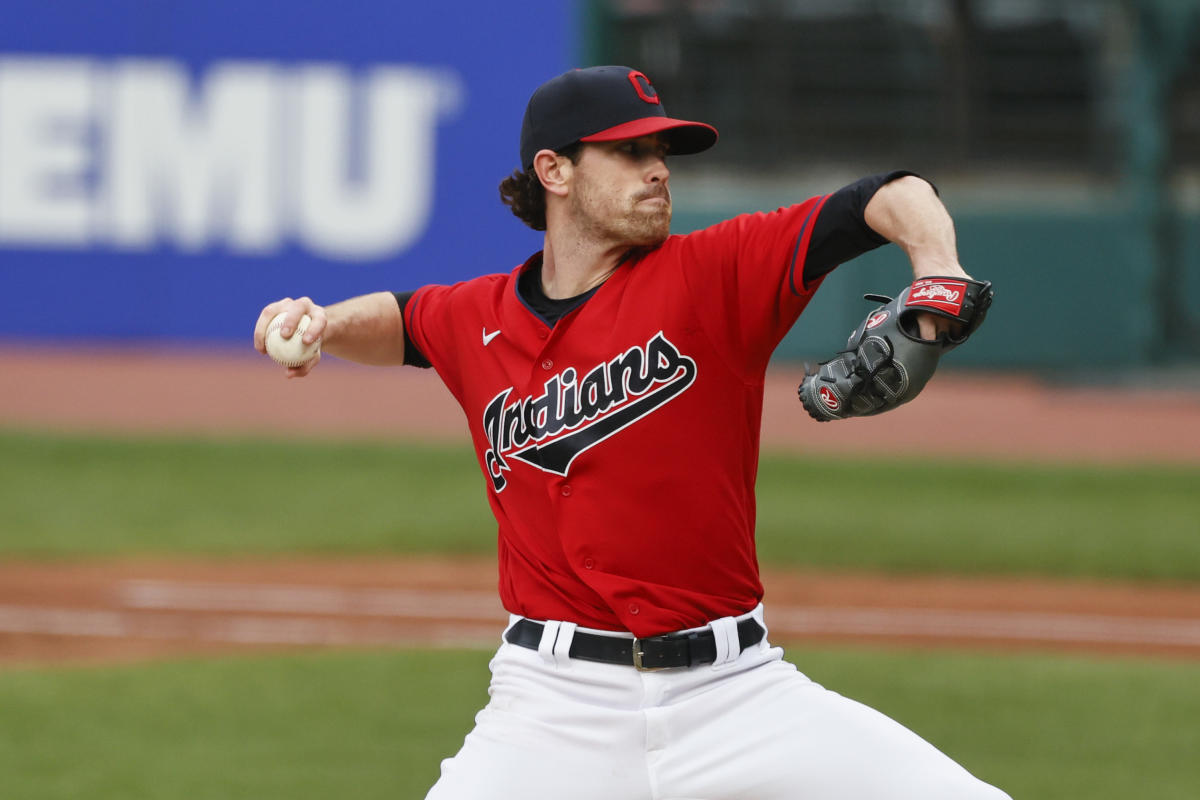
525, 314, 602, 594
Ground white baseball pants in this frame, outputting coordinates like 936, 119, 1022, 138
425, 606, 1011, 800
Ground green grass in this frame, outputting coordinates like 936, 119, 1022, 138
2, 429, 1198, 580
0, 649, 490, 800
0, 646, 1196, 800
755, 451, 1200, 579
0, 431, 493, 557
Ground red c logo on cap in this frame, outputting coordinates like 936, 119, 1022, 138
628, 70, 661, 105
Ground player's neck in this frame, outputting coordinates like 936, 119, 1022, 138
540, 230, 629, 299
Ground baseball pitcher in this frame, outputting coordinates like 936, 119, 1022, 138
254, 66, 1004, 800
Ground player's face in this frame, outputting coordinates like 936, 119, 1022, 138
568, 135, 671, 247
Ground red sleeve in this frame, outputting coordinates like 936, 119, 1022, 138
677, 195, 831, 380
403, 282, 468, 401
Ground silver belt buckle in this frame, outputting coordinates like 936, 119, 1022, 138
632, 637, 665, 672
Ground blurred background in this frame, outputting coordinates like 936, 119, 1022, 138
597, 0, 1200, 369
2, 0, 1200, 370
2, 3, 1199, 799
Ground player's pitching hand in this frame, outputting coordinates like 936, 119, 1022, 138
253, 297, 328, 378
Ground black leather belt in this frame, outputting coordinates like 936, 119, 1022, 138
505, 617, 765, 671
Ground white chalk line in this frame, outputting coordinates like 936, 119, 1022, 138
769, 608, 1200, 648
120, 580, 502, 618
0, 605, 502, 648
1, 580, 1199, 651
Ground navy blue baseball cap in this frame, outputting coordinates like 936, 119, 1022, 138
519, 66, 718, 170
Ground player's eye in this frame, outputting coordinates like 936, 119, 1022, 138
619, 140, 668, 160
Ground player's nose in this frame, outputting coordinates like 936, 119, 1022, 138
647, 157, 669, 183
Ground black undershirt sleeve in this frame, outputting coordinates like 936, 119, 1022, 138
801, 170, 934, 286
393, 291, 432, 369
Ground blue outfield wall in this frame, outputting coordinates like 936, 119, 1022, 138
0, 0, 571, 343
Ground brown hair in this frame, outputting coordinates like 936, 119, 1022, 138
498, 143, 583, 231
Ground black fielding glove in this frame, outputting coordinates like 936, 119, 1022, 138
798, 277, 993, 421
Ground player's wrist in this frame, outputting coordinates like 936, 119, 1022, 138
910, 260, 970, 281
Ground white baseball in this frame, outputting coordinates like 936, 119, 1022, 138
265, 312, 322, 367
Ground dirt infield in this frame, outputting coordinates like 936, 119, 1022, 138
2, 344, 1199, 666
3, 557, 1200, 666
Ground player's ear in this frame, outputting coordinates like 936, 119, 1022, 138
533, 149, 572, 198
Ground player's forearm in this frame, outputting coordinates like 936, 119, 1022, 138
322, 291, 407, 366
862, 175, 968, 279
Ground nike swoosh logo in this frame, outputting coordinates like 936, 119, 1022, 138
482, 328, 501, 346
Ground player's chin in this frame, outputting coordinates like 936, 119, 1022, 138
627, 212, 671, 247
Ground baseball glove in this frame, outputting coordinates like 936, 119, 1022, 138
798, 276, 993, 421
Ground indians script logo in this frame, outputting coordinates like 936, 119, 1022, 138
481, 332, 697, 492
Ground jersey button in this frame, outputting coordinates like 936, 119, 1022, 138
541, 358, 553, 370
628, 603, 640, 616
583, 557, 595, 570
537, 330, 548, 340
560, 484, 572, 497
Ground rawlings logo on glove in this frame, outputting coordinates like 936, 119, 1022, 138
798, 276, 993, 422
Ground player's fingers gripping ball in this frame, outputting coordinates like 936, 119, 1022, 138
264, 312, 322, 368
798, 276, 993, 421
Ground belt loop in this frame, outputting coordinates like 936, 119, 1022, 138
752, 603, 768, 645
552, 621, 576, 668
537, 620, 562, 665
708, 615, 740, 669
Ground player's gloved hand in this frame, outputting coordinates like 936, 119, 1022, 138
798, 276, 993, 421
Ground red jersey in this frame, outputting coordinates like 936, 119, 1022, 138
404, 196, 831, 636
